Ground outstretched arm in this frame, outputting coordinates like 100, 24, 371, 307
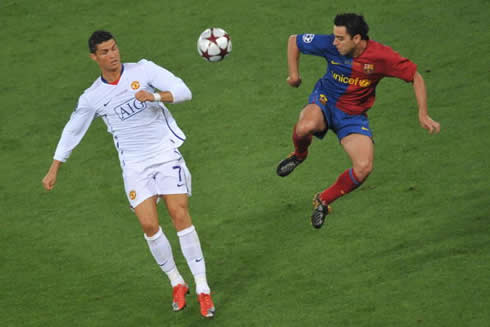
287, 35, 302, 88
43, 96, 96, 191
412, 71, 440, 134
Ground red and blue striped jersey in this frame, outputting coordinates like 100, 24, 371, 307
297, 34, 417, 115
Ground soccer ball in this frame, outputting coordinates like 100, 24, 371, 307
197, 28, 232, 62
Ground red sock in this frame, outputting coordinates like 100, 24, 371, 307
319, 168, 362, 204
292, 124, 312, 160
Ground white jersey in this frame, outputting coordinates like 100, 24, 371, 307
53, 59, 191, 170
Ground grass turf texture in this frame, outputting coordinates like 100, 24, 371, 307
1, 0, 489, 326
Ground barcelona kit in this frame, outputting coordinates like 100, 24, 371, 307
297, 34, 417, 140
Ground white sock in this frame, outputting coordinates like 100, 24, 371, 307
177, 225, 211, 294
145, 226, 185, 287
166, 267, 185, 288
195, 274, 210, 295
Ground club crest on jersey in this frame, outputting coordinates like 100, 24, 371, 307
302, 34, 315, 43
319, 94, 328, 105
131, 81, 140, 90
363, 64, 375, 74
114, 98, 147, 120
129, 190, 137, 200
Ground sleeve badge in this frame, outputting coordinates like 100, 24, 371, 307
302, 34, 315, 43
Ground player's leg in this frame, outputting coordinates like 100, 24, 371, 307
162, 194, 192, 231
318, 133, 373, 204
134, 195, 160, 236
162, 194, 215, 318
311, 134, 372, 229
157, 158, 214, 318
341, 133, 374, 182
277, 103, 326, 177
134, 196, 188, 311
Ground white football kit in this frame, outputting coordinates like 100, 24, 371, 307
53, 59, 192, 207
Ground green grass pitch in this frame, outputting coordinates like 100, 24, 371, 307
1, 0, 489, 326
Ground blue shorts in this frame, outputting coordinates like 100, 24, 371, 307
308, 90, 373, 141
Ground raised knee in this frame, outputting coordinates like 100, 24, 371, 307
295, 121, 316, 137
354, 161, 373, 181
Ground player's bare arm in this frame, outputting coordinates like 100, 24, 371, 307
287, 35, 302, 87
42, 160, 63, 191
412, 71, 441, 134
135, 90, 174, 103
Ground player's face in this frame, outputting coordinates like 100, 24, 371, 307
332, 26, 360, 56
90, 39, 121, 72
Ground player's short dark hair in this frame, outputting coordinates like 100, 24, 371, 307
88, 30, 115, 53
334, 13, 369, 40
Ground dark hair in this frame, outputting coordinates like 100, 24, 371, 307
334, 13, 369, 40
88, 30, 115, 53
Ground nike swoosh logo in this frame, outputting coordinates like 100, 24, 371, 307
177, 183, 184, 187
195, 257, 203, 263
103, 99, 112, 106
330, 60, 341, 65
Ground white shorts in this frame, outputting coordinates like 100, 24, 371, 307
123, 156, 192, 209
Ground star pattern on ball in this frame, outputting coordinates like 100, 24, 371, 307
207, 28, 219, 44
197, 27, 232, 62
201, 49, 211, 60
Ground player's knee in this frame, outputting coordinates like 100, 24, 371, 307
142, 222, 160, 237
295, 120, 315, 137
354, 160, 373, 181
168, 204, 189, 223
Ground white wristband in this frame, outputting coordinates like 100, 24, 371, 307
153, 92, 161, 102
